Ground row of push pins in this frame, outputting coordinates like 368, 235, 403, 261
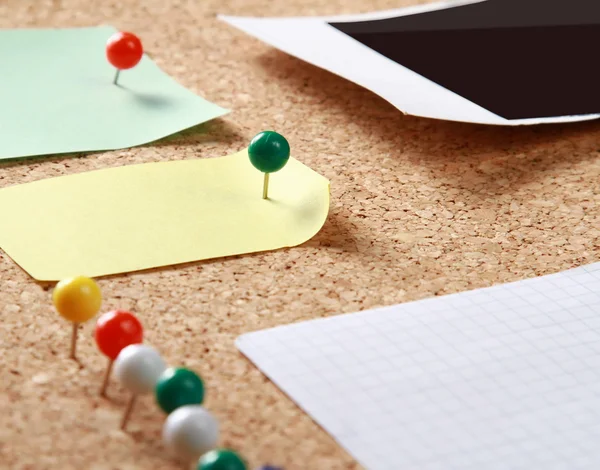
106, 30, 290, 200
52, 276, 282, 470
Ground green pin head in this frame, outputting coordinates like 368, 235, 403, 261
155, 367, 204, 414
197, 449, 247, 470
248, 131, 290, 174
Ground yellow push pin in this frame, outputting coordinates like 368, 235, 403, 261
53, 276, 102, 360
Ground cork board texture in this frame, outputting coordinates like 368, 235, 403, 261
1, 1, 600, 469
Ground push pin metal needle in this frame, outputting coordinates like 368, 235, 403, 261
95, 310, 143, 397
114, 344, 167, 430
53, 276, 102, 361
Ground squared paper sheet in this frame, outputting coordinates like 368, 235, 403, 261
0, 26, 228, 160
237, 263, 600, 469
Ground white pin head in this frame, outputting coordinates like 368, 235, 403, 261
162, 405, 219, 461
114, 344, 167, 395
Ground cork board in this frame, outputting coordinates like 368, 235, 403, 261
1, 1, 599, 469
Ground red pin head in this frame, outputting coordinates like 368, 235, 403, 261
95, 310, 143, 360
106, 32, 143, 70
95, 309, 143, 396
106, 32, 143, 85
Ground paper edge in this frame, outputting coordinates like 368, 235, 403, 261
235, 336, 363, 467
235, 261, 600, 342
218, 0, 485, 23
219, 5, 600, 126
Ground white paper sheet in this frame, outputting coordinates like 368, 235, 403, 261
220, 0, 600, 126
238, 262, 600, 469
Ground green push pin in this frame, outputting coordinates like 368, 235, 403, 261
155, 367, 205, 414
247, 131, 290, 200
197, 449, 247, 470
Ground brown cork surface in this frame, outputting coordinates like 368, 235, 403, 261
1, 0, 600, 469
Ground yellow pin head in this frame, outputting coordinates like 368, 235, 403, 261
53, 276, 102, 323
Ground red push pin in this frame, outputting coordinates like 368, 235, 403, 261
95, 310, 143, 397
106, 32, 144, 86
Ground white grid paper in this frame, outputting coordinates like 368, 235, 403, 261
237, 263, 600, 469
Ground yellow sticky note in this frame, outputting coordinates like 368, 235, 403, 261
0, 150, 329, 281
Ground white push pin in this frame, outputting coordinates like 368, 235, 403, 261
114, 344, 167, 430
162, 405, 219, 463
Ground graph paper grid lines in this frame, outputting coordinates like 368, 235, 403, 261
237, 263, 600, 470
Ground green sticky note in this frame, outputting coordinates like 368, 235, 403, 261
0, 26, 229, 160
